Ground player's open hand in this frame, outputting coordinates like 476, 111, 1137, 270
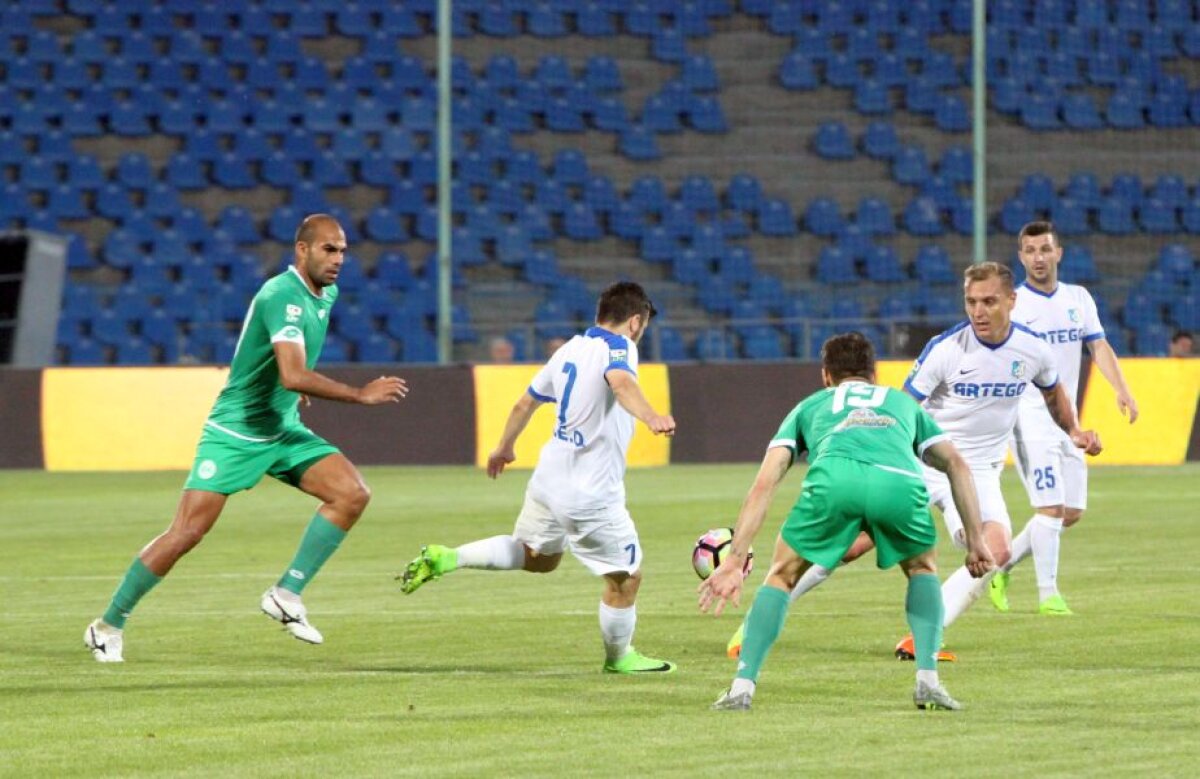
1117, 391, 1139, 424
1070, 429, 1102, 456
646, 413, 676, 436
487, 447, 516, 479
697, 561, 743, 616
358, 376, 408, 405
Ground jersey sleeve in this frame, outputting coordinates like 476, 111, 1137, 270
527, 356, 557, 403
1079, 288, 1105, 343
911, 403, 949, 461
601, 334, 636, 377
260, 288, 307, 349
1031, 338, 1059, 390
903, 337, 951, 401
768, 402, 806, 461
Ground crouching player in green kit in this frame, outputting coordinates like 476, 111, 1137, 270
698, 332, 994, 710
84, 215, 408, 662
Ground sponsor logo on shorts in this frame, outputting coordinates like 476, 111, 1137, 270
286, 304, 302, 322
197, 459, 218, 479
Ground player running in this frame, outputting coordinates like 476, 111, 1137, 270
397, 281, 678, 674
991, 221, 1138, 616
84, 215, 407, 663
700, 332, 994, 711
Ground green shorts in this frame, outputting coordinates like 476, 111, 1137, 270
183, 423, 339, 495
780, 456, 936, 570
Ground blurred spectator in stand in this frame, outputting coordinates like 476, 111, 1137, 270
1168, 330, 1193, 358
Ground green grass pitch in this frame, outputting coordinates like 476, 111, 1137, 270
2, 464, 1198, 777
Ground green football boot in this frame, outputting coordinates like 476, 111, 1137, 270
987, 571, 1011, 613
603, 648, 676, 674
397, 544, 457, 594
1038, 594, 1073, 615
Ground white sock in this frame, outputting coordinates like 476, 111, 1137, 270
941, 565, 996, 628
271, 585, 301, 605
455, 535, 526, 570
599, 602, 636, 662
916, 669, 939, 688
1029, 513, 1064, 600
789, 564, 832, 603
730, 677, 756, 697
1004, 521, 1033, 573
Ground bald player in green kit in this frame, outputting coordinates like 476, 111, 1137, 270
85, 214, 408, 662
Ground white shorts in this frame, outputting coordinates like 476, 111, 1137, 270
512, 491, 642, 576
1010, 433, 1088, 510
922, 461, 1010, 549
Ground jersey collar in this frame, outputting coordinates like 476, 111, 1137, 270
288, 265, 328, 300
1022, 281, 1059, 298
971, 322, 1016, 350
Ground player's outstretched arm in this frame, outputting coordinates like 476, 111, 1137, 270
924, 441, 994, 578
698, 446, 791, 616
274, 342, 407, 404
1088, 338, 1139, 424
487, 392, 544, 478
1039, 383, 1102, 456
606, 370, 675, 435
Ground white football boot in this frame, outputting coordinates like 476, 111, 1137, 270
84, 619, 124, 663
260, 587, 324, 644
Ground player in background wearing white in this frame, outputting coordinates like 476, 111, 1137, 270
990, 221, 1138, 615
725, 262, 1102, 662
397, 281, 679, 673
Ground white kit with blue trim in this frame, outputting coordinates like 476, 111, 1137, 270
525, 326, 640, 510
904, 321, 1059, 465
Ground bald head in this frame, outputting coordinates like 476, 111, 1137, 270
293, 214, 347, 291
294, 213, 342, 246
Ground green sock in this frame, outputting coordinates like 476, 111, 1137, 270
736, 585, 790, 682
102, 557, 162, 629
277, 513, 348, 595
906, 573, 945, 672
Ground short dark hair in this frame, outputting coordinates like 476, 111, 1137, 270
1172, 330, 1194, 343
821, 331, 876, 383
596, 281, 656, 325
1018, 220, 1058, 248
963, 261, 1015, 293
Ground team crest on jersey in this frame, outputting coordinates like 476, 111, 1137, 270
1010, 360, 1026, 378
286, 304, 302, 322
1068, 308, 1080, 323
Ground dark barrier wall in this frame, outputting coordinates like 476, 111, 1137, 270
669, 363, 825, 463
0, 369, 44, 468
308, 366, 475, 465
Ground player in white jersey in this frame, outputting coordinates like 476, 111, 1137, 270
990, 221, 1138, 616
397, 281, 679, 673
724, 263, 1102, 663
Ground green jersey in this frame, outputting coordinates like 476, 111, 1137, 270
770, 381, 948, 473
206, 267, 337, 439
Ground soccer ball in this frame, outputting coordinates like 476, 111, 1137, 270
692, 528, 753, 580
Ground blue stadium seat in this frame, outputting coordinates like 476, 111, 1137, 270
934, 94, 970, 132
216, 206, 259, 245
1064, 173, 1103, 209
999, 197, 1036, 234
680, 175, 719, 213
687, 95, 728, 132
1060, 245, 1100, 284
865, 245, 907, 282
1050, 198, 1089, 236
814, 121, 854, 160
914, 245, 956, 284
619, 126, 661, 160
893, 146, 930, 186
759, 199, 797, 236
779, 53, 818, 90
861, 121, 899, 159
1139, 199, 1179, 233
1106, 92, 1145, 129
725, 173, 762, 213
1149, 175, 1189, 209
816, 246, 857, 284
1182, 199, 1200, 234
805, 197, 844, 237
213, 153, 255, 189
1110, 174, 1144, 206
1062, 93, 1104, 130
904, 197, 944, 236
854, 79, 892, 114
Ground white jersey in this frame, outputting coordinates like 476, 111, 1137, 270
904, 321, 1059, 465
526, 326, 639, 511
1013, 282, 1105, 439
